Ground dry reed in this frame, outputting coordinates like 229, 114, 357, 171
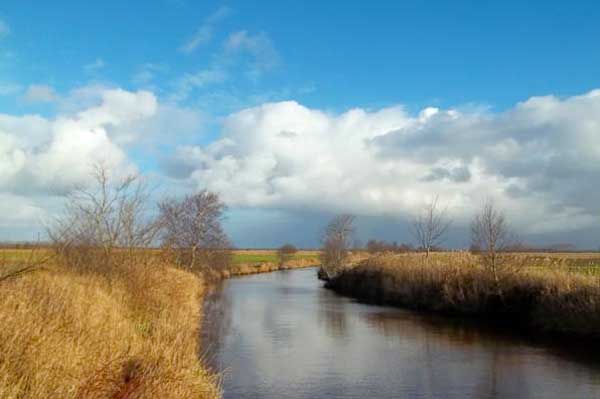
0, 254, 220, 399
326, 252, 600, 337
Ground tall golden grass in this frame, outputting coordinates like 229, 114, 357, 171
326, 252, 600, 337
222, 256, 320, 277
0, 254, 220, 399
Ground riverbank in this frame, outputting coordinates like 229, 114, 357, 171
324, 253, 600, 338
202, 266, 600, 399
0, 247, 321, 398
0, 258, 220, 398
222, 257, 320, 277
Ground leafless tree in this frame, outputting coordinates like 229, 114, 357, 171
47, 164, 161, 273
471, 199, 515, 292
411, 195, 451, 258
320, 214, 355, 279
277, 243, 297, 267
158, 190, 232, 274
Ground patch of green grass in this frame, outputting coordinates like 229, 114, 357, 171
231, 252, 320, 265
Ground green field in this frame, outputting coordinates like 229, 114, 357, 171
231, 250, 320, 265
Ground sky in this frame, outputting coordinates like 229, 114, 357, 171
1, 0, 600, 248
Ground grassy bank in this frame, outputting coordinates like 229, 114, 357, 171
231, 249, 320, 265
0, 256, 220, 398
2, 248, 321, 273
325, 252, 600, 338
223, 251, 320, 277
0, 247, 320, 398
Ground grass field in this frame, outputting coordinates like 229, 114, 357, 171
0, 248, 321, 266
230, 249, 320, 265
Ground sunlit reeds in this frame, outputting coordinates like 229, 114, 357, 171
327, 252, 600, 337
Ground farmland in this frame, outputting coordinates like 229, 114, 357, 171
0, 247, 320, 266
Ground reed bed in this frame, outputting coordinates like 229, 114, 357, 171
0, 255, 220, 399
326, 252, 600, 338
222, 256, 320, 277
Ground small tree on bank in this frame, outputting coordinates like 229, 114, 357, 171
320, 214, 355, 279
48, 164, 162, 273
471, 199, 515, 294
411, 195, 451, 258
158, 190, 232, 274
277, 243, 298, 267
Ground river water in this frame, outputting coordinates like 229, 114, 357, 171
202, 268, 600, 399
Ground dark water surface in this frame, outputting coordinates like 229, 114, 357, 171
202, 268, 600, 399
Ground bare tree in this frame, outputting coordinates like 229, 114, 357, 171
48, 164, 161, 273
411, 195, 452, 258
471, 199, 515, 293
158, 190, 231, 274
320, 214, 355, 279
277, 243, 298, 267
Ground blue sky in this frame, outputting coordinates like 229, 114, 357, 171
1, 1, 600, 247
4, 1, 600, 111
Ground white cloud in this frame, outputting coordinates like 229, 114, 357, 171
0, 85, 212, 236
0, 20, 9, 38
179, 6, 231, 54
169, 90, 600, 235
84, 58, 106, 74
224, 31, 280, 80
132, 63, 167, 86
109, 102, 205, 148
172, 68, 228, 102
0, 88, 157, 207
23, 84, 57, 103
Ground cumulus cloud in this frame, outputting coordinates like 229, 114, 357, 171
0, 88, 157, 211
179, 6, 231, 54
23, 84, 57, 103
168, 90, 600, 235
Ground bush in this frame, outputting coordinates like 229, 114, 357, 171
277, 244, 298, 267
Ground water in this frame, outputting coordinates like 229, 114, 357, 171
202, 268, 600, 399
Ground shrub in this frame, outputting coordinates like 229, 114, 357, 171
277, 244, 298, 267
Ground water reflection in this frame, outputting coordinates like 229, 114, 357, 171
202, 268, 600, 399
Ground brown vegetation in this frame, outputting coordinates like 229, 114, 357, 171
0, 255, 220, 398
276, 244, 298, 267
325, 252, 600, 338
366, 240, 413, 254
0, 165, 223, 398
48, 165, 163, 275
223, 256, 320, 277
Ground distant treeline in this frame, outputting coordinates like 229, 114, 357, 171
470, 242, 600, 253
362, 240, 600, 254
